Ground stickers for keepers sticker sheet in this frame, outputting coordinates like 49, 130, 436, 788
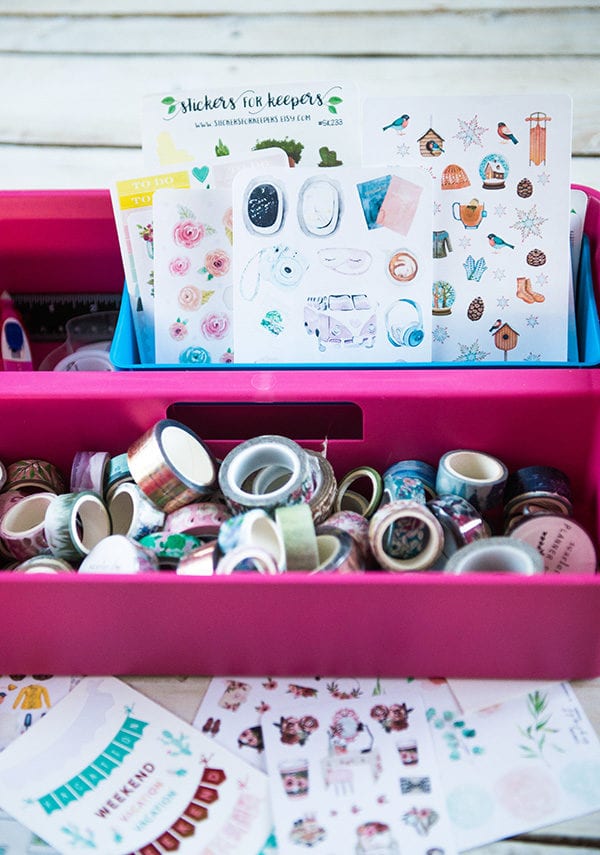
362, 94, 573, 363
142, 81, 361, 172
232, 165, 434, 365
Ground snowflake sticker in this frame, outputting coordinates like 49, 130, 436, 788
396, 143, 411, 158
537, 172, 551, 186
510, 204, 548, 242
494, 204, 508, 218
454, 114, 489, 150
455, 339, 490, 362
535, 272, 549, 287
524, 352, 542, 361
492, 268, 507, 281
526, 314, 539, 328
458, 235, 472, 250
433, 325, 449, 344
497, 296, 510, 309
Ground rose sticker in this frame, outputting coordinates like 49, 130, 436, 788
169, 318, 188, 341
201, 313, 230, 340
173, 218, 205, 248
178, 286, 202, 311
169, 257, 191, 276
201, 249, 231, 280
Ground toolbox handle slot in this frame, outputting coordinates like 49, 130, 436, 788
167, 401, 363, 441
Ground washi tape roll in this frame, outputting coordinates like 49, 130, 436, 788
70, 451, 110, 494
138, 531, 203, 569
275, 503, 319, 571
427, 494, 489, 557
436, 449, 508, 517
312, 526, 363, 574
177, 542, 218, 576
215, 545, 282, 575
5, 458, 65, 495
444, 536, 544, 575
509, 515, 597, 575
504, 465, 573, 518
334, 466, 383, 519
13, 556, 75, 574
104, 453, 133, 503
305, 450, 337, 524
108, 481, 166, 540
218, 435, 313, 514
368, 500, 444, 572
78, 534, 160, 575
325, 510, 372, 566
382, 459, 436, 504
128, 419, 218, 514
0, 489, 27, 558
0, 492, 57, 560
0, 460, 6, 492
164, 501, 231, 538
44, 490, 111, 561
217, 508, 286, 571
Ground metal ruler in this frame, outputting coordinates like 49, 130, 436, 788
11, 293, 122, 342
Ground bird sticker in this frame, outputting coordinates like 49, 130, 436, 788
487, 233, 515, 251
497, 122, 518, 144
425, 139, 444, 155
383, 114, 410, 133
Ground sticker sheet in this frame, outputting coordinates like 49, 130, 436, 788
232, 165, 433, 364
0, 674, 79, 751
142, 81, 360, 172
362, 94, 573, 363
262, 689, 456, 855
0, 677, 272, 855
422, 679, 600, 851
111, 170, 192, 363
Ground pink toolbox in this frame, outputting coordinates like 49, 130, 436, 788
0, 189, 599, 679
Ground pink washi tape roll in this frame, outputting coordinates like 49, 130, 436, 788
164, 501, 231, 538
510, 515, 598, 575
0, 489, 27, 558
127, 419, 218, 514
4, 458, 65, 495
0, 492, 57, 560
70, 451, 110, 494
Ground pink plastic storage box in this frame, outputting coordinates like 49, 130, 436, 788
0, 189, 598, 679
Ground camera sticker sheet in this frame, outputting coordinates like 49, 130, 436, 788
232, 165, 433, 365
362, 94, 573, 363
261, 689, 456, 855
142, 81, 360, 172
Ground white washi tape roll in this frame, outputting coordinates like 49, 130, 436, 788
436, 449, 508, 516
218, 508, 286, 571
108, 481, 166, 540
215, 545, 282, 575
78, 534, 160, 575
44, 490, 112, 561
0, 492, 57, 560
444, 536, 544, 575
368, 500, 444, 572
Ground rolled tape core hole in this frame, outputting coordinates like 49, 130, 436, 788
161, 426, 214, 486
446, 451, 504, 482
73, 498, 111, 552
316, 534, 340, 568
109, 489, 134, 535
385, 518, 430, 560
230, 445, 300, 500
459, 544, 534, 574
248, 515, 284, 563
2, 494, 53, 535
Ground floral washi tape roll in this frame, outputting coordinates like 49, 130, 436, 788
78, 534, 160, 575
70, 451, 110, 494
127, 419, 218, 514
427, 494, 490, 558
382, 459, 437, 504
44, 491, 112, 562
368, 500, 444, 572
108, 481, 166, 540
103, 453, 133, 504
312, 526, 363, 575
436, 449, 508, 517
164, 501, 231, 538
444, 535, 544, 575
503, 464, 573, 525
215, 545, 282, 576
5, 458, 65, 495
217, 509, 286, 571
218, 435, 314, 515
138, 531, 204, 569
305, 451, 337, 525
0, 492, 58, 560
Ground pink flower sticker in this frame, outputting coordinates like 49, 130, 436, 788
169, 257, 191, 276
178, 286, 202, 311
169, 318, 188, 341
204, 249, 231, 278
201, 313, 230, 340
173, 219, 205, 248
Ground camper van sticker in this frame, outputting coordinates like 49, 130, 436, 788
362, 94, 572, 362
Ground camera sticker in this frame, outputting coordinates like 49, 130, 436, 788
233, 165, 433, 365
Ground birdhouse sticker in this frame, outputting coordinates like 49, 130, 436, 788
492, 321, 519, 361
526, 111, 552, 166
418, 128, 444, 157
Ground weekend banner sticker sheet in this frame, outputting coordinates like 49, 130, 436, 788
232, 165, 433, 364
0, 677, 272, 855
362, 94, 573, 363
142, 81, 361, 172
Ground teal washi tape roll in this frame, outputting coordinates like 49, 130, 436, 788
44, 490, 112, 562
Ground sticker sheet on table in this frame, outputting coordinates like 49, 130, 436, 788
362, 94, 573, 363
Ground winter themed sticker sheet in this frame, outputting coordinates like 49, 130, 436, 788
362, 94, 573, 363
0, 677, 272, 855
421, 679, 600, 851
142, 81, 360, 173
232, 165, 433, 364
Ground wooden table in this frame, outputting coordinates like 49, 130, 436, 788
1, 2, 599, 850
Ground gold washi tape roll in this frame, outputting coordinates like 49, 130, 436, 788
369, 500, 444, 572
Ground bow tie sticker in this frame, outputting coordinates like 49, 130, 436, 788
400, 776, 431, 795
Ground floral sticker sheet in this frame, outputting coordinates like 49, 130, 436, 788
152, 187, 235, 365
0, 677, 272, 855
142, 81, 360, 172
362, 94, 573, 363
232, 165, 433, 365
